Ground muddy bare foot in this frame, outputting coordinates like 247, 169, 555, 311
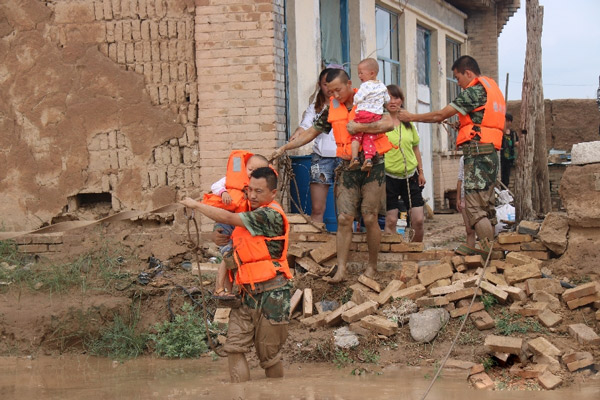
323, 271, 346, 284
363, 266, 377, 279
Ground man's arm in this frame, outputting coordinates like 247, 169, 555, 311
180, 198, 244, 227
271, 127, 322, 159
397, 104, 458, 123
347, 113, 394, 134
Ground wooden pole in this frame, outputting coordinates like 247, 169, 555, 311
504, 72, 509, 100
515, 0, 551, 221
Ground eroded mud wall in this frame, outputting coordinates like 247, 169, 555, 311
0, 0, 197, 231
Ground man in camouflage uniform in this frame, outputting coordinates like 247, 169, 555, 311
398, 56, 505, 245
180, 166, 291, 382
271, 69, 393, 283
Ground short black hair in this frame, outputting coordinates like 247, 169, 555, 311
505, 113, 513, 122
250, 166, 278, 190
325, 68, 350, 84
451, 55, 481, 75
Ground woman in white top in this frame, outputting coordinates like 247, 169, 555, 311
288, 67, 340, 225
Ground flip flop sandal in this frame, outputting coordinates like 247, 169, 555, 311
212, 289, 238, 301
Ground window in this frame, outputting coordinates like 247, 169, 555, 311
320, 0, 350, 70
446, 38, 461, 149
417, 26, 431, 86
375, 6, 400, 85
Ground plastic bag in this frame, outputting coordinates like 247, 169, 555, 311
495, 203, 515, 235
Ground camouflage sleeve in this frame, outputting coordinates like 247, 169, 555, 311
313, 105, 331, 133
239, 207, 284, 238
450, 84, 487, 115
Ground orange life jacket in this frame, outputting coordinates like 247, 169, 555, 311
231, 201, 292, 289
457, 76, 506, 150
201, 150, 253, 213
328, 90, 394, 160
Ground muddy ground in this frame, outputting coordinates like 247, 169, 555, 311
0, 213, 598, 391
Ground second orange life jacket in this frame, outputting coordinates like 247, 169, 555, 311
201, 150, 253, 213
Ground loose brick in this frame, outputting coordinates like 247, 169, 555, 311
418, 263, 453, 286
470, 310, 495, 330
300, 311, 331, 328
446, 287, 481, 302
527, 337, 562, 359
289, 289, 302, 318
469, 372, 495, 390
358, 274, 381, 293
566, 357, 595, 372
483, 271, 507, 286
562, 350, 593, 365
348, 321, 371, 336
497, 285, 527, 302
359, 315, 398, 336
561, 281, 598, 303
380, 234, 405, 243
509, 301, 548, 317
377, 280, 406, 305
350, 283, 377, 305
479, 281, 509, 304
520, 241, 547, 251
325, 301, 357, 327
389, 242, 424, 252
399, 262, 419, 282
450, 302, 484, 318
505, 252, 543, 267
490, 260, 509, 272
525, 278, 564, 296
451, 255, 464, 268
303, 288, 313, 318
498, 233, 533, 244
309, 236, 337, 264
568, 323, 600, 345
517, 220, 541, 235
504, 263, 542, 285
567, 293, 600, 310
444, 359, 475, 370
295, 257, 328, 275
484, 335, 523, 355
493, 243, 521, 252
342, 300, 378, 323
429, 281, 465, 296
537, 370, 562, 390
596, 309, 600, 321
416, 296, 449, 308
213, 308, 231, 327
520, 251, 550, 260
428, 278, 451, 289
509, 363, 547, 379
469, 363, 485, 376
537, 308, 562, 328
287, 244, 306, 258
464, 255, 484, 268
392, 284, 427, 301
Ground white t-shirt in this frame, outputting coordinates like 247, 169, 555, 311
299, 102, 337, 158
353, 80, 390, 114
458, 156, 465, 199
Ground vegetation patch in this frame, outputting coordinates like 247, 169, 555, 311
150, 303, 209, 358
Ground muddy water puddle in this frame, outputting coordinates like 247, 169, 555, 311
1, 356, 598, 399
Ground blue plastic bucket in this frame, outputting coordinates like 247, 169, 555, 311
289, 155, 338, 232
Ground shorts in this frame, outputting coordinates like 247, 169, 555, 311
335, 159, 385, 218
214, 223, 234, 256
310, 153, 339, 185
386, 173, 425, 211
223, 284, 291, 369
463, 150, 499, 227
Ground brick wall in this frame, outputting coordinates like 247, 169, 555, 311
464, 7, 499, 81
432, 153, 461, 210
194, 0, 286, 228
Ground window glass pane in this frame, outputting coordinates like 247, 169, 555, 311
417, 26, 430, 86
445, 38, 461, 149
375, 6, 400, 85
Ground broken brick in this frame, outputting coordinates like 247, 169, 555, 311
469, 372, 495, 390
470, 310, 495, 330
525, 278, 564, 296
497, 285, 527, 302
417, 263, 453, 286
509, 301, 548, 317
537, 308, 562, 328
303, 288, 313, 318
300, 311, 332, 328
504, 263, 542, 285
399, 262, 419, 282
464, 255, 484, 269
392, 284, 427, 301
445, 287, 482, 302
309, 236, 337, 263
359, 315, 398, 336
504, 252, 542, 267
527, 337, 563, 359
537, 370, 562, 390
479, 281, 509, 303
342, 300, 378, 323
289, 289, 303, 318
450, 301, 484, 318
358, 274, 381, 293
377, 279, 406, 305
325, 301, 357, 327
568, 323, 600, 345
484, 334, 523, 355
561, 281, 598, 303
498, 233, 533, 244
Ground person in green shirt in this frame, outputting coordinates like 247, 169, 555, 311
383, 85, 426, 242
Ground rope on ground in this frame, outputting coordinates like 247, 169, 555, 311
419, 239, 495, 400
183, 207, 228, 358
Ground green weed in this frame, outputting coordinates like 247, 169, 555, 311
495, 310, 546, 336
482, 356, 496, 371
360, 348, 380, 364
333, 350, 353, 369
150, 303, 209, 358
87, 314, 148, 360
481, 293, 498, 311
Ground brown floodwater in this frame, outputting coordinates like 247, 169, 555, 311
0, 356, 598, 399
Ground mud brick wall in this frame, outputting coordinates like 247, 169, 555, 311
194, 0, 287, 229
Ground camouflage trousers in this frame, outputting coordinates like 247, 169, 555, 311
223, 282, 291, 369
463, 147, 499, 228
335, 157, 386, 218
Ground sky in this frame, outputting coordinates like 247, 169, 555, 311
498, 0, 600, 100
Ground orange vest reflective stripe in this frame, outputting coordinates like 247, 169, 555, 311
328, 90, 394, 160
231, 201, 292, 289
201, 150, 253, 213
457, 76, 506, 150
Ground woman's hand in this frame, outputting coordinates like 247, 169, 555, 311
418, 171, 426, 187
